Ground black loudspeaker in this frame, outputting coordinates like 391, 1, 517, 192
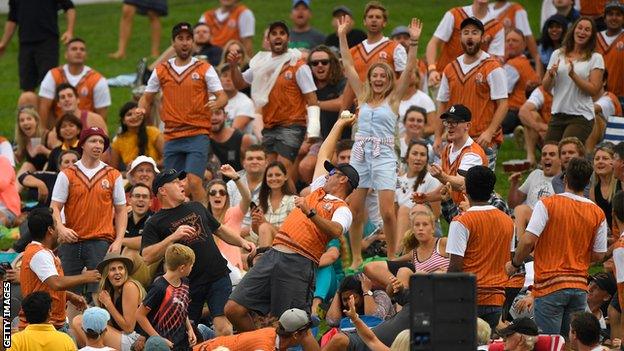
409, 273, 477, 351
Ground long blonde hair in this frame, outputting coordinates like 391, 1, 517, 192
219, 39, 249, 69
402, 206, 436, 252
97, 260, 146, 308
591, 145, 617, 202
390, 330, 410, 351
362, 62, 395, 104
15, 107, 45, 161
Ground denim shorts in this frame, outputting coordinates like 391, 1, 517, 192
58, 240, 110, 294
534, 288, 587, 336
349, 144, 397, 190
262, 125, 306, 162
188, 274, 232, 324
164, 134, 210, 177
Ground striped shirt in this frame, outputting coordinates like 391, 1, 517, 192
413, 238, 449, 273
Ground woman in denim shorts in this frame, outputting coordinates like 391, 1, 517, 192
338, 17, 423, 266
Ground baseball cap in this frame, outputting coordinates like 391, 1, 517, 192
605, 0, 624, 13
589, 272, 617, 296
324, 160, 359, 190
268, 20, 290, 35
78, 126, 110, 151
82, 307, 110, 334
497, 317, 539, 337
460, 16, 485, 33
292, 0, 310, 9
144, 336, 171, 351
152, 168, 186, 195
172, 22, 193, 40
128, 155, 160, 175
278, 308, 312, 333
391, 26, 409, 38
332, 5, 353, 17
440, 104, 471, 122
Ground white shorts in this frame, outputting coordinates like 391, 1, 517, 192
121, 331, 140, 351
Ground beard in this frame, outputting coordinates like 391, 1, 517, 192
461, 40, 482, 56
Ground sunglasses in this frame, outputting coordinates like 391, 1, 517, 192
209, 189, 228, 196
310, 59, 330, 67
329, 168, 343, 177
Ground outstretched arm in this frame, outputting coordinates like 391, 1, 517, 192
313, 114, 356, 179
392, 18, 423, 111
337, 16, 364, 101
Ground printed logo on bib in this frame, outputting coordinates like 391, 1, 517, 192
379, 52, 388, 60
284, 71, 293, 80
80, 87, 89, 97
101, 179, 110, 190
228, 19, 237, 28
191, 72, 201, 80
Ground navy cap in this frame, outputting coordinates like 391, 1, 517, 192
152, 168, 186, 195
440, 104, 471, 122
460, 16, 485, 33
172, 22, 193, 40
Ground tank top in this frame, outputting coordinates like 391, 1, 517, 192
211, 130, 243, 171
412, 238, 449, 273
595, 180, 621, 229
355, 101, 397, 138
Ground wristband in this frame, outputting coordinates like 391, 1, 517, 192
233, 176, 241, 182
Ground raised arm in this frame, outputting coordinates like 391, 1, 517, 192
313, 114, 356, 179
391, 18, 423, 111
337, 16, 363, 100
226, 52, 250, 90
221, 164, 251, 213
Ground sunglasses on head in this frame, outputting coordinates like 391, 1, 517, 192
310, 59, 330, 67
209, 189, 227, 196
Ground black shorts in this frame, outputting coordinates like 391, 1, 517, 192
262, 125, 306, 162
386, 260, 412, 276
229, 248, 316, 316
18, 37, 59, 91
124, 0, 168, 16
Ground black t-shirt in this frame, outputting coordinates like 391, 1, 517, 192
126, 211, 153, 238
142, 276, 191, 351
141, 202, 229, 285
8, 0, 74, 44
318, 78, 350, 139
324, 29, 367, 52
17, 171, 58, 207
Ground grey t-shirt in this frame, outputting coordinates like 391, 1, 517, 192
289, 28, 326, 50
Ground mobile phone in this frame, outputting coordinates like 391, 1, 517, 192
250, 201, 257, 211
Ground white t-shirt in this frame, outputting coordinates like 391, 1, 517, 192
359, 37, 407, 72
518, 169, 555, 209
433, 5, 505, 57
198, 7, 255, 38
225, 91, 256, 134
309, 176, 353, 234
547, 49, 605, 119
526, 192, 608, 252
437, 51, 508, 102
399, 90, 436, 118
488, 2, 532, 36
39, 65, 111, 109
28, 241, 59, 282
0, 141, 15, 167
447, 205, 512, 256
145, 57, 223, 93
395, 172, 441, 208
444, 137, 485, 171
242, 63, 316, 94
595, 93, 617, 120
613, 232, 624, 284
526, 87, 546, 110
51, 160, 126, 206
503, 63, 520, 93
599, 29, 624, 46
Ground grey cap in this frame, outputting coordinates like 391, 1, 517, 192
605, 0, 624, 13
278, 308, 311, 333
391, 26, 410, 38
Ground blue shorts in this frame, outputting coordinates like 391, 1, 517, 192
188, 274, 232, 323
58, 240, 110, 294
349, 144, 397, 190
164, 134, 210, 178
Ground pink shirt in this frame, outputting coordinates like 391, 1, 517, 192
0, 156, 20, 217
215, 206, 244, 269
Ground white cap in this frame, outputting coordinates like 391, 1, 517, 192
128, 155, 160, 175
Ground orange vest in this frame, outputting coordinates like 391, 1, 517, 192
262, 60, 308, 128
19, 243, 67, 329
495, 2, 525, 29
273, 187, 348, 264
597, 31, 624, 97
155, 60, 213, 140
579, 0, 607, 17
62, 165, 120, 242
444, 57, 505, 145
538, 86, 553, 123
436, 7, 503, 74
454, 208, 514, 306
202, 5, 248, 48
50, 66, 103, 117
532, 195, 606, 297
195, 327, 276, 351
606, 91, 624, 116
440, 140, 488, 204
350, 40, 400, 80
506, 55, 539, 109
615, 238, 624, 310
